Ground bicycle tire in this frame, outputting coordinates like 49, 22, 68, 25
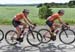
59, 29, 75, 44
0, 29, 4, 41
38, 29, 51, 43
5, 30, 17, 45
27, 31, 42, 46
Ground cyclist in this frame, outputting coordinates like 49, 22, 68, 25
12, 9, 34, 42
46, 10, 67, 41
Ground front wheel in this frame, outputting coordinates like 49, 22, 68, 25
5, 30, 17, 45
59, 29, 75, 44
27, 31, 42, 46
0, 29, 4, 41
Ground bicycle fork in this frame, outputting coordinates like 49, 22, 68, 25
30, 31, 35, 39
64, 31, 68, 38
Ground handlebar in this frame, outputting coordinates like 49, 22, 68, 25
61, 23, 70, 30
29, 24, 37, 31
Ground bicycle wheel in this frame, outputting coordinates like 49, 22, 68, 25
59, 29, 75, 44
0, 29, 4, 41
38, 29, 51, 43
5, 30, 17, 45
27, 31, 42, 46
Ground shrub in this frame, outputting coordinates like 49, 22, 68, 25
38, 5, 53, 19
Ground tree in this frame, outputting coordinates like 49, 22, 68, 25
68, 1, 75, 7
38, 5, 53, 19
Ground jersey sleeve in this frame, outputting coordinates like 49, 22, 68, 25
57, 15, 60, 20
55, 14, 60, 20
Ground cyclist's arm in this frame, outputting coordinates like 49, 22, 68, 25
23, 17, 30, 25
58, 17, 69, 27
47, 16, 51, 20
58, 17, 65, 24
26, 17, 33, 25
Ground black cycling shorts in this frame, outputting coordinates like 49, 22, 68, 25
46, 20, 53, 27
12, 19, 21, 27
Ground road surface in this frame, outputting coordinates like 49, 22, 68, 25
0, 25, 75, 52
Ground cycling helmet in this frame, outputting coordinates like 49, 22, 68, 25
23, 9, 29, 13
58, 10, 64, 14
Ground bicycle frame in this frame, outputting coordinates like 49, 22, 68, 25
19, 25, 35, 39
43, 24, 70, 37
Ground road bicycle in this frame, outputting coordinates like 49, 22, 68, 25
5, 24, 42, 46
38, 23, 75, 44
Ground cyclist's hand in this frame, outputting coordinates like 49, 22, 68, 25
64, 23, 70, 28
32, 23, 37, 28
32, 25, 35, 27
30, 24, 35, 28
32, 25, 36, 29
33, 23, 37, 26
65, 22, 69, 25
29, 23, 36, 29
67, 25, 70, 28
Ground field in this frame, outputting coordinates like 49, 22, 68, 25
0, 6, 75, 25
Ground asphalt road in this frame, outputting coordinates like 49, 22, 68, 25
0, 25, 75, 52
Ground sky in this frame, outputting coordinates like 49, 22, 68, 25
0, 0, 70, 4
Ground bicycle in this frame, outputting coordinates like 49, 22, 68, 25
38, 23, 75, 44
5, 24, 42, 46
0, 29, 4, 41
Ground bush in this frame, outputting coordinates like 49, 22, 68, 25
38, 5, 53, 19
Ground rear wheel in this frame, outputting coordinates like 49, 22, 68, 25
5, 30, 17, 45
38, 29, 51, 43
59, 29, 75, 44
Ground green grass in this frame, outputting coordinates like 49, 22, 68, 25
0, 6, 75, 25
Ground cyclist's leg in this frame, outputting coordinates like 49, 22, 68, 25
46, 20, 54, 36
20, 22, 27, 35
16, 26, 21, 38
50, 25, 56, 41
51, 23, 61, 33
12, 19, 22, 40
46, 20, 56, 41
20, 22, 27, 29
53, 23, 61, 28
46, 20, 61, 41
16, 22, 27, 42
53, 23, 61, 34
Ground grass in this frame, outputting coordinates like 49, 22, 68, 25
0, 6, 75, 25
